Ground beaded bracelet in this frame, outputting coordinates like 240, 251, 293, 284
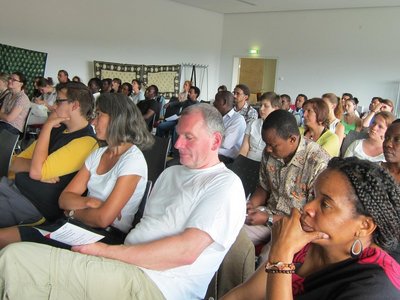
265, 262, 295, 274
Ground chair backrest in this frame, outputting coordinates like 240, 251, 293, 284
142, 136, 171, 183
204, 227, 255, 299
0, 129, 19, 177
227, 155, 261, 197
19, 107, 32, 141
131, 180, 152, 228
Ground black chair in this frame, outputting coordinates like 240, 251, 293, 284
142, 136, 171, 184
132, 180, 152, 228
227, 155, 261, 197
0, 129, 19, 177
15, 107, 33, 153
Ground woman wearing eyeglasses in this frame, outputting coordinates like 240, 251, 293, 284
0, 71, 30, 135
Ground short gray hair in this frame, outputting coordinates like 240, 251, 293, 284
180, 103, 225, 138
96, 93, 154, 150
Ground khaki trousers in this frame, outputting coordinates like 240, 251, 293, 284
0, 242, 165, 300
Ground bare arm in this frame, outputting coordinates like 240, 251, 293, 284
9, 157, 31, 174
143, 108, 155, 120
335, 122, 345, 147
248, 185, 269, 208
73, 227, 213, 270
0, 105, 23, 123
60, 164, 141, 228
238, 134, 250, 157
266, 209, 329, 300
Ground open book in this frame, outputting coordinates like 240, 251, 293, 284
36, 222, 105, 246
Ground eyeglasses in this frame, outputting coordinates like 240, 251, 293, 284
55, 98, 72, 104
9, 78, 21, 82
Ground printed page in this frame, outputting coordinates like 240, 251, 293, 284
41, 222, 105, 246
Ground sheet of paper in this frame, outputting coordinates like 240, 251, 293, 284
165, 114, 180, 121
39, 222, 105, 246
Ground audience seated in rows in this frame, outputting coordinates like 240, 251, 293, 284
382, 119, 400, 183
0, 103, 246, 300
0, 73, 11, 109
301, 98, 340, 157
245, 110, 330, 263
344, 111, 395, 162
1, 82, 98, 226
0, 72, 30, 135
214, 91, 246, 163
322, 92, 345, 146
233, 84, 258, 124
239, 91, 281, 162
223, 157, 400, 300
0, 93, 153, 249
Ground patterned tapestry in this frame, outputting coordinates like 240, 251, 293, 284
0, 43, 47, 98
143, 65, 181, 99
94, 61, 181, 98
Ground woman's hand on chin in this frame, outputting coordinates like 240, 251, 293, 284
269, 208, 329, 261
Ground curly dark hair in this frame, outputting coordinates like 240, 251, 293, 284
328, 157, 400, 251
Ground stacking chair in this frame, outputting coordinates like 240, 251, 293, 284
142, 136, 171, 184
227, 155, 261, 197
0, 129, 19, 177
132, 180, 152, 228
15, 108, 33, 153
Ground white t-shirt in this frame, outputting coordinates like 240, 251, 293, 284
344, 139, 385, 163
125, 163, 246, 300
245, 118, 265, 162
85, 145, 147, 233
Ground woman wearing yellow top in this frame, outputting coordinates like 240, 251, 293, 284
301, 98, 340, 157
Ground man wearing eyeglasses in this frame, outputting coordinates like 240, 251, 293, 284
233, 83, 258, 124
0, 82, 98, 227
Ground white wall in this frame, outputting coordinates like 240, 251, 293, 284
219, 7, 400, 110
0, 0, 223, 100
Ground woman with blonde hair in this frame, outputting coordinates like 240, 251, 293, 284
178, 80, 192, 101
345, 111, 395, 163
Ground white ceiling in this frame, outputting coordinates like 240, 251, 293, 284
169, 0, 400, 14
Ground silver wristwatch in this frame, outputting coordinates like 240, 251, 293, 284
266, 214, 273, 228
